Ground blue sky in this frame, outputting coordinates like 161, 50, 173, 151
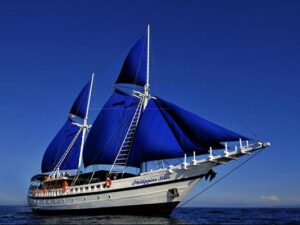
0, 0, 299, 206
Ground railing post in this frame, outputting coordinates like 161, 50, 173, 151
239, 138, 243, 149
192, 151, 197, 165
224, 142, 228, 156
183, 154, 187, 169
209, 147, 214, 160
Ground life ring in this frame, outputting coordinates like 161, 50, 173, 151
105, 178, 112, 188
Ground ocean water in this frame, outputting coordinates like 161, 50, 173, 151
0, 206, 299, 225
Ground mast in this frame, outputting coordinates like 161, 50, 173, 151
143, 24, 150, 109
77, 73, 94, 170
146, 24, 150, 90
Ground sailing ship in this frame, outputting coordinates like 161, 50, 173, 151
27, 25, 270, 215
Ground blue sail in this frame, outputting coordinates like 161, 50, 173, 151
127, 99, 187, 167
81, 30, 248, 168
156, 97, 248, 147
83, 90, 139, 168
83, 91, 248, 167
41, 79, 92, 173
70, 80, 92, 119
115, 33, 147, 86
127, 98, 242, 167
83, 93, 247, 168
41, 119, 82, 173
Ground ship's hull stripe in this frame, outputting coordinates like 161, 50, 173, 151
32, 201, 180, 215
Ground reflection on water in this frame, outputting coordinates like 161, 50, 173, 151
0, 205, 300, 225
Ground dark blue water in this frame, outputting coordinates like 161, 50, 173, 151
0, 206, 299, 224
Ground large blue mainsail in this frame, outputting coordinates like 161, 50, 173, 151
41, 79, 92, 173
82, 28, 247, 168
83, 89, 139, 167
83, 94, 248, 168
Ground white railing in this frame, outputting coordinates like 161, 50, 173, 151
169, 140, 270, 173
29, 182, 106, 197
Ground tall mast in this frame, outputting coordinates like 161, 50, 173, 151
143, 24, 150, 109
77, 73, 94, 170
146, 24, 150, 90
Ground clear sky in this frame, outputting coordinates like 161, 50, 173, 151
0, 0, 299, 207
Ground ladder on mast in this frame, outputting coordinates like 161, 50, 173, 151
109, 98, 144, 178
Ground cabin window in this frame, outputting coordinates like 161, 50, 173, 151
85, 187, 89, 191
96, 185, 100, 189
91, 186, 94, 190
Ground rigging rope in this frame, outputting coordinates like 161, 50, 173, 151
179, 149, 263, 207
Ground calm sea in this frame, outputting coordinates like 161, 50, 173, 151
0, 205, 299, 224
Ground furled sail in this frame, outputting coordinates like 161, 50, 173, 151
115, 32, 147, 86
41, 79, 92, 173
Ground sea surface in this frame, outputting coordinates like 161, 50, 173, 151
0, 205, 299, 225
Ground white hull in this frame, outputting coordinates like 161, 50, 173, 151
28, 142, 268, 214
28, 162, 213, 214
